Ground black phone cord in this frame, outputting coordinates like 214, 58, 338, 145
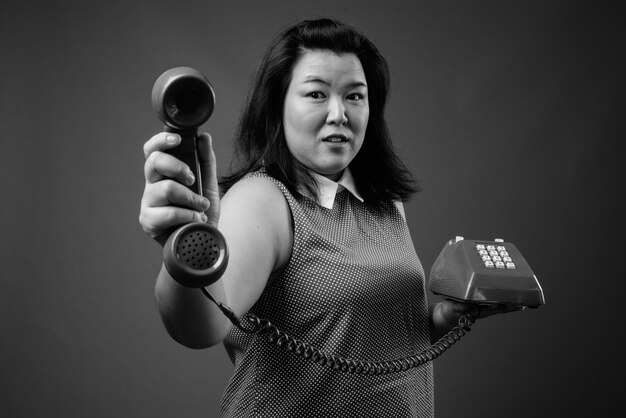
201, 287, 475, 376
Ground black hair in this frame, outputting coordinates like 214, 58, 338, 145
220, 18, 419, 203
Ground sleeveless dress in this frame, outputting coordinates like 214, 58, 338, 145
221, 171, 434, 417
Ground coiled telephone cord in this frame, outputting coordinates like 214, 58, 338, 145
202, 288, 475, 376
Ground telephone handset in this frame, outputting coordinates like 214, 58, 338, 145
429, 236, 545, 308
150, 68, 545, 375
152, 67, 228, 288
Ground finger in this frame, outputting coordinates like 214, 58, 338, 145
475, 303, 514, 319
197, 133, 219, 196
140, 206, 207, 238
456, 303, 480, 319
144, 180, 211, 212
145, 151, 196, 185
447, 300, 477, 315
143, 132, 182, 159
197, 132, 221, 226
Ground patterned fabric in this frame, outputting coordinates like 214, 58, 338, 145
221, 171, 433, 417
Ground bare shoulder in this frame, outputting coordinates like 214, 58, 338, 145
221, 175, 289, 217
220, 175, 292, 270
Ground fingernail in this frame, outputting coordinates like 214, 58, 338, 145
201, 197, 210, 210
166, 134, 178, 144
199, 213, 208, 222
186, 171, 195, 185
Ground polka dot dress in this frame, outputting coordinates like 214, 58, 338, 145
221, 172, 434, 417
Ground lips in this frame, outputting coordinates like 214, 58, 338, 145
322, 134, 349, 143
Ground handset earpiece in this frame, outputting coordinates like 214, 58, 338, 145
151, 66, 216, 195
152, 67, 227, 288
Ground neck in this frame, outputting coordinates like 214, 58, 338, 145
315, 169, 344, 182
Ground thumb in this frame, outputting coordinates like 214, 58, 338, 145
197, 132, 220, 225
197, 132, 214, 163
197, 132, 217, 190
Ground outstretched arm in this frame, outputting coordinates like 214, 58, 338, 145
140, 132, 292, 348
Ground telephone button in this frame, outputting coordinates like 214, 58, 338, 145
484, 261, 495, 268
506, 262, 516, 269
482, 255, 492, 262
495, 261, 505, 268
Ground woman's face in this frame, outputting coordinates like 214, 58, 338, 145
283, 50, 369, 181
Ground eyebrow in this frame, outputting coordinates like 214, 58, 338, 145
302, 76, 367, 88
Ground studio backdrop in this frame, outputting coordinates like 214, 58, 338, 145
1, 1, 623, 417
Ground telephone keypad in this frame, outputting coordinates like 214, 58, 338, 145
476, 243, 516, 269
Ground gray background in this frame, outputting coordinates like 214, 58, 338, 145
1, 0, 623, 417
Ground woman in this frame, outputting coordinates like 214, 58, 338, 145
140, 18, 505, 417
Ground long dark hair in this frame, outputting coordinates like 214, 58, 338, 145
220, 18, 419, 203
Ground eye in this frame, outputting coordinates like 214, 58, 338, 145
306, 91, 326, 100
347, 92, 365, 102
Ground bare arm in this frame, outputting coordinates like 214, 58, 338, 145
154, 177, 292, 348
140, 132, 292, 348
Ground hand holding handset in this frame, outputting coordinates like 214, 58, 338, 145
152, 67, 228, 288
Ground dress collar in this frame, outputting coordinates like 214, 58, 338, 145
303, 168, 364, 209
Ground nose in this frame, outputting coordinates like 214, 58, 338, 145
326, 97, 348, 125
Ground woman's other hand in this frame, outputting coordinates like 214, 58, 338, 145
430, 299, 525, 342
441, 299, 525, 321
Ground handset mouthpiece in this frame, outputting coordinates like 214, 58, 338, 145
163, 222, 229, 288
